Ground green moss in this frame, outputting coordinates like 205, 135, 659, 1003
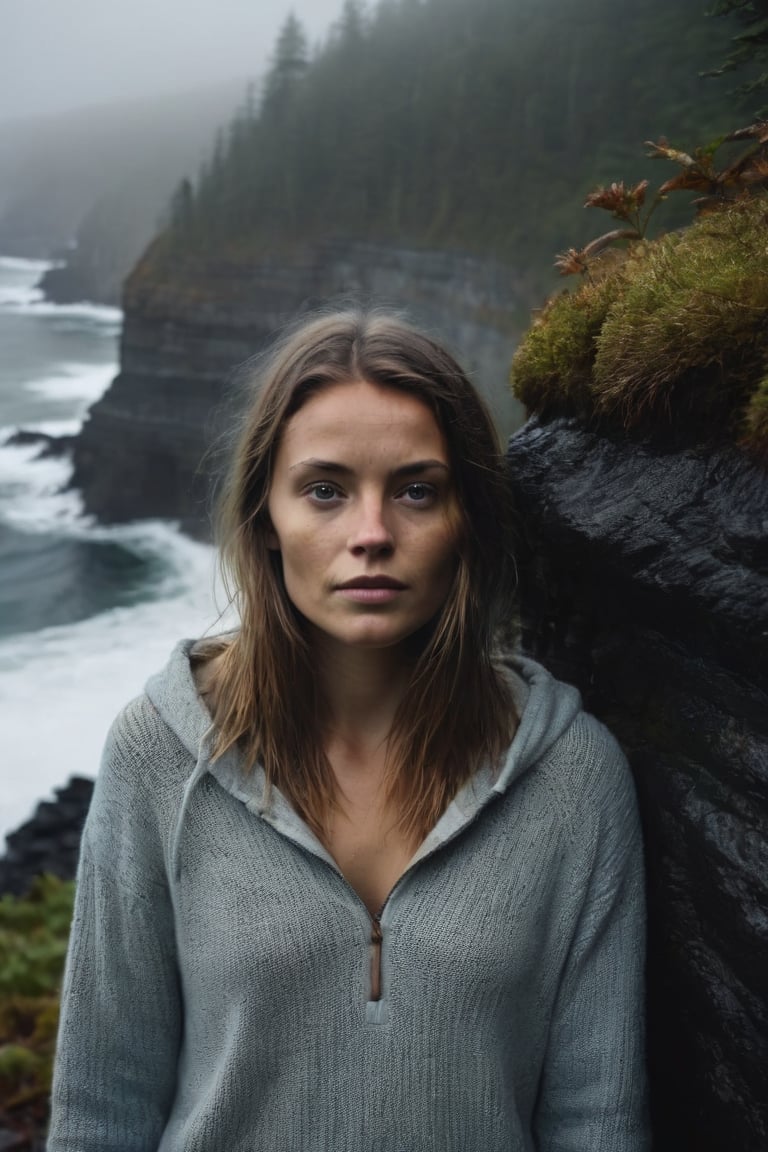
743, 374, 768, 464
0, 1043, 40, 1080
512, 196, 768, 461
510, 264, 623, 419
0, 876, 74, 1123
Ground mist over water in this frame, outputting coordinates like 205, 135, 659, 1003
0, 0, 344, 123
0, 258, 230, 842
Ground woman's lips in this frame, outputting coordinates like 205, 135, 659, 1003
335, 576, 407, 603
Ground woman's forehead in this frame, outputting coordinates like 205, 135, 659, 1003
277, 378, 449, 463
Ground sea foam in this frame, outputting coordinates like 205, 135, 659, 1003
0, 526, 234, 843
0, 435, 83, 529
0, 360, 118, 530
0, 264, 229, 847
8, 300, 122, 325
0, 430, 233, 848
0, 284, 44, 307
0, 256, 58, 274
25, 361, 117, 404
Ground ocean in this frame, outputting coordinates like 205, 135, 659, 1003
0, 256, 229, 844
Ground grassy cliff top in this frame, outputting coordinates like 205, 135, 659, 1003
511, 195, 768, 464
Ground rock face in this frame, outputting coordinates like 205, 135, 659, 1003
72, 241, 526, 537
0, 778, 94, 898
38, 261, 119, 307
506, 417, 768, 1152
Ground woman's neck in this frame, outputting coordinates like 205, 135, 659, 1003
311, 634, 413, 757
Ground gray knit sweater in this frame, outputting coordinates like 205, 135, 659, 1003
48, 640, 649, 1151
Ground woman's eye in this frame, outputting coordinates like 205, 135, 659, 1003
401, 482, 435, 504
308, 482, 339, 502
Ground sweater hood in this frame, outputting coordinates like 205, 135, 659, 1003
145, 639, 583, 873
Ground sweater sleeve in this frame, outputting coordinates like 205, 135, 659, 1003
533, 717, 651, 1152
47, 699, 182, 1152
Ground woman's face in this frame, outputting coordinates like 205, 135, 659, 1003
267, 378, 459, 654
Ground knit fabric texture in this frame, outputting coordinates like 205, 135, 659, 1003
48, 640, 649, 1151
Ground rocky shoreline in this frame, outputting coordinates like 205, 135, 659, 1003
2, 427, 78, 461
0, 778, 93, 898
36, 262, 119, 308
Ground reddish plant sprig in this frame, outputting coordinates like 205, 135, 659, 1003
554, 121, 768, 276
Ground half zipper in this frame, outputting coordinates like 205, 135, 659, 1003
369, 913, 383, 1002
257, 794, 500, 1014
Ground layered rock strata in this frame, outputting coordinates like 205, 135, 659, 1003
72, 241, 526, 536
506, 416, 768, 1152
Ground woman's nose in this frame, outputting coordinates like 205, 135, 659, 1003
347, 498, 395, 555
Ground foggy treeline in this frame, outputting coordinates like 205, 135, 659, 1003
1, 0, 756, 303
0, 82, 244, 296
156, 0, 749, 290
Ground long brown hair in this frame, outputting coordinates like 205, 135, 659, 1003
198, 308, 518, 844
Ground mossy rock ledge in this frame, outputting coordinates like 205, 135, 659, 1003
506, 404, 767, 1147
511, 198, 768, 465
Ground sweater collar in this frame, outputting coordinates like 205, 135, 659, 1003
145, 638, 582, 876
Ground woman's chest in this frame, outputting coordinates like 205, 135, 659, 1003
172, 790, 581, 1023
323, 802, 416, 916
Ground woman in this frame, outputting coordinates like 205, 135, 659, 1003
48, 310, 648, 1151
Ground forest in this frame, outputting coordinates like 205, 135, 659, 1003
155, 0, 761, 289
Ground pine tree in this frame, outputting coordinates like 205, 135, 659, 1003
335, 0, 368, 50
169, 178, 195, 236
705, 0, 768, 110
262, 13, 309, 118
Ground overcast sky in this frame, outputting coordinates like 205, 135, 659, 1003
0, 0, 344, 123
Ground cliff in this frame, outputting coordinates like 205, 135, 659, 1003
507, 417, 768, 1151
71, 241, 526, 535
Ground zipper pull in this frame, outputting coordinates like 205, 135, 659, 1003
370, 915, 383, 1002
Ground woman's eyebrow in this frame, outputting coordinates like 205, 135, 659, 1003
289, 458, 349, 474
391, 460, 450, 478
289, 458, 450, 476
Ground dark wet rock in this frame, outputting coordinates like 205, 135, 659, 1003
36, 261, 112, 306
3, 429, 76, 459
0, 777, 93, 897
71, 241, 527, 537
506, 416, 768, 1152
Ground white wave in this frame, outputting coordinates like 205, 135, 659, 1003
0, 436, 73, 486
15, 418, 82, 438
0, 283, 44, 307
0, 420, 85, 527
0, 364, 115, 529
0, 256, 59, 273
9, 300, 123, 325
0, 361, 111, 533
25, 361, 117, 406
0, 363, 116, 531
0, 528, 236, 843
0, 436, 83, 529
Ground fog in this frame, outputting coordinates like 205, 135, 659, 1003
0, 0, 345, 123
